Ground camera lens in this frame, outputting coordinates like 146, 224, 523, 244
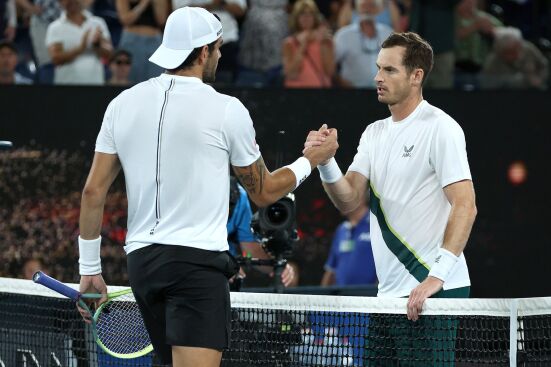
267, 203, 289, 225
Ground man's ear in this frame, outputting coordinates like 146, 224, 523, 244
198, 45, 210, 65
411, 68, 424, 87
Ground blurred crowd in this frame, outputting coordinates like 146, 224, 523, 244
0, 147, 341, 285
0, 147, 132, 283
0, 0, 549, 89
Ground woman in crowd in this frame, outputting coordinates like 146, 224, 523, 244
282, 0, 334, 88
116, 0, 168, 83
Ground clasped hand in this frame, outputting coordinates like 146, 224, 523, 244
303, 124, 338, 167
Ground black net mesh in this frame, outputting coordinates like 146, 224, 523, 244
1, 287, 551, 367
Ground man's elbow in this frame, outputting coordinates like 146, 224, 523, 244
251, 194, 278, 208
81, 185, 106, 206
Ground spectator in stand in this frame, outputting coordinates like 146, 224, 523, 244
337, 0, 401, 32
15, 0, 61, 67
320, 191, 376, 287
481, 27, 549, 90
314, 0, 345, 33
107, 48, 132, 86
21, 258, 44, 279
334, 5, 392, 88
46, 0, 113, 85
455, 0, 502, 88
408, 0, 459, 89
236, 0, 288, 87
283, 0, 334, 88
0, 0, 16, 41
172, 0, 246, 84
116, 0, 168, 83
0, 41, 33, 84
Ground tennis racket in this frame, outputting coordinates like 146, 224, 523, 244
33, 271, 153, 358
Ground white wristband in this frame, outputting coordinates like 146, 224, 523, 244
318, 158, 343, 183
428, 248, 459, 283
285, 157, 311, 189
78, 236, 102, 275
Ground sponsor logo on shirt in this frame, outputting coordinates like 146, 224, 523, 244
402, 145, 414, 158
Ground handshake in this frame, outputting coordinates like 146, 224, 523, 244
302, 123, 339, 169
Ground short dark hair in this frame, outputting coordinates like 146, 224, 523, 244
167, 39, 218, 73
381, 32, 433, 84
109, 49, 132, 64
0, 41, 17, 53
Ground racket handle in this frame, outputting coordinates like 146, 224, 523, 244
33, 271, 81, 301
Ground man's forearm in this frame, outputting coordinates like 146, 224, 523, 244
322, 176, 361, 214
79, 191, 106, 239
441, 202, 477, 256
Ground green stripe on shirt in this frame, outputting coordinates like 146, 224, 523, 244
369, 183, 430, 282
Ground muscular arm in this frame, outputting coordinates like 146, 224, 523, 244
79, 153, 121, 239
440, 179, 477, 256
233, 132, 337, 207
322, 171, 368, 214
407, 179, 476, 321
233, 157, 296, 208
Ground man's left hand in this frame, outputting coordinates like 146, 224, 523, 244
407, 276, 443, 321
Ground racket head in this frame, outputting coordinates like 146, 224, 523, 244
92, 288, 153, 358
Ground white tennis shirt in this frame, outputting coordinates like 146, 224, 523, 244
95, 74, 260, 254
348, 100, 472, 297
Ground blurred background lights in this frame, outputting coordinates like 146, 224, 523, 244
508, 160, 528, 186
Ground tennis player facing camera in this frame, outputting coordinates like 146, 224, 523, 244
76, 7, 337, 367
306, 33, 477, 317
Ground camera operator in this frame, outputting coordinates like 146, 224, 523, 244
227, 176, 296, 288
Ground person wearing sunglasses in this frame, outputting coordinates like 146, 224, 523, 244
107, 49, 132, 86
334, 2, 392, 88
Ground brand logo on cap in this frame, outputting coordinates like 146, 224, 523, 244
216, 28, 222, 36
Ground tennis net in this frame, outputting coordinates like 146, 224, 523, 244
1, 277, 550, 366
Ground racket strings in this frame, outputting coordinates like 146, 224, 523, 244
95, 294, 151, 354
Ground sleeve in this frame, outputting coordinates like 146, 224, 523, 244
95, 99, 118, 154
45, 22, 61, 47
97, 18, 111, 41
430, 118, 472, 188
334, 29, 345, 63
347, 127, 370, 179
6, 0, 16, 27
235, 187, 256, 243
324, 226, 341, 272
223, 98, 261, 167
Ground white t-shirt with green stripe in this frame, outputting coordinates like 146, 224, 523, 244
348, 100, 472, 297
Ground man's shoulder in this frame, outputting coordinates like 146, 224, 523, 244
47, 17, 65, 31
421, 101, 463, 132
364, 117, 390, 136
335, 23, 358, 40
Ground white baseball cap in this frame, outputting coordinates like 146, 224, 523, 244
149, 7, 223, 69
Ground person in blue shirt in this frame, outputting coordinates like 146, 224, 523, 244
321, 191, 376, 286
227, 176, 296, 287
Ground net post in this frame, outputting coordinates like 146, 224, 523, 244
510, 299, 518, 367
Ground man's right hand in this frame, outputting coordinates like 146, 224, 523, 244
303, 124, 335, 166
303, 125, 338, 168
79, 29, 91, 52
77, 274, 108, 323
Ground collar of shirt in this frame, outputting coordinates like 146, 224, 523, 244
159, 73, 203, 85
59, 9, 93, 23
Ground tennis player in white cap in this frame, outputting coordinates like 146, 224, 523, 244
76, 6, 338, 367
